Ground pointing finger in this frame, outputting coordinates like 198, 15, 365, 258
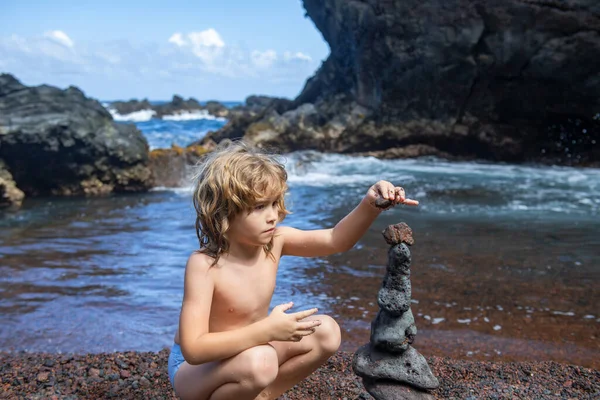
402, 198, 419, 206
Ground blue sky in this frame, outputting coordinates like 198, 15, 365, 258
0, 0, 329, 101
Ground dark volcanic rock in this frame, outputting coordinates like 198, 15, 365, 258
364, 378, 435, 400
149, 143, 213, 187
110, 95, 229, 118
0, 159, 24, 208
153, 95, 203, 118
354, 345, 440, 390
371, 309, 417, 353
200, 95, 295, 146
388, 243, 412, 275
108, 98, 153, 115
0, 74, 153, 203
378, 277, 412, 315
354, 222, 439, 399
205, 0, 600, 166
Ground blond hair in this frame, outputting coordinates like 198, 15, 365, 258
192, 140, 290, 265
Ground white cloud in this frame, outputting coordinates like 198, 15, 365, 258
0, 29, 321, 98
251, 49, 277, 68
283, 51, 312, 62
168, 33, 186, 47
3, 32, 82, 64
187, 29, 225, 48
168, 29, 227, 68
44, 30, 74, 48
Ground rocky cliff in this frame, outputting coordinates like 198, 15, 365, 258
205, 0, 600, 166
0, 74, 153, 208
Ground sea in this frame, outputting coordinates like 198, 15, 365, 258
1, 104, 598, 368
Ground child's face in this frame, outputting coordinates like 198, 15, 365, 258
228, 197, 280, 247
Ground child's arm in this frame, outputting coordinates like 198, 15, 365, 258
280, 180, 417, 257
179, 254, 321, 365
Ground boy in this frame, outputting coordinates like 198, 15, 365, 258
169, 141, 417, 400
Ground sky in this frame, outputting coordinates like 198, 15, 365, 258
0, 0, 330, 101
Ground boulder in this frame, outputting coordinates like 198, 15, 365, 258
0, 74, 153, 202
199, 95, 295, 146
0, 159, 24, 209
149, 143, 213, 187
108, 98, 154, 115
353, 345, 439, 391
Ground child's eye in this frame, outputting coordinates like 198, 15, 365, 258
255, 204, 265, 210
272, 201, 278, 207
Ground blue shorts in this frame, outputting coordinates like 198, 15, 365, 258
168, 343, 186, 388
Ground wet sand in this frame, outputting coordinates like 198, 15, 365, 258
317, 214, 600, 369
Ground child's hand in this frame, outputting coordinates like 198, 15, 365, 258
366, 180, 419, 209
266, 302, 321, 342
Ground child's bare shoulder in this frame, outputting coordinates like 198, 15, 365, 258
185, 252, 215, 277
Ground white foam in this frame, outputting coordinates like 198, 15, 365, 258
457, 318, 471, 324
287, 172, 377, 186
150, 186, 193, 194
552, 311, 575, 316
110, 109, 156, 122
432, 317, 445, 324
493, 325, 502, 331
280, 151, 600, 215
162, 110, 226, 121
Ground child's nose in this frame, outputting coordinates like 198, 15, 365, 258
267, 207, 278, 222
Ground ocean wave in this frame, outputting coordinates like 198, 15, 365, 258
162, 110, 226, 121
109, 109, 156, 122
150, 186, 193, 194
280, 151, 600, 216
138, 149, 600, 216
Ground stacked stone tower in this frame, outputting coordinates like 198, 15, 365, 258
352, 221, 439, 399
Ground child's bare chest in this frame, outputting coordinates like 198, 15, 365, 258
210, 262, 277, 329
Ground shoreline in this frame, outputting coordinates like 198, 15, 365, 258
1, 350, 598, 399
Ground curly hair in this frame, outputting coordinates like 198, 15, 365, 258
191, 140, 290, 265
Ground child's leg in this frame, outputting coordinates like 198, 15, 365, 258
174, 344, 279, 400
257, 315, 341, 400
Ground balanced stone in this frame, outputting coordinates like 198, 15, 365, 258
388, 243, 411, 275
378, 277, 411, 316
363, 378, 435, 400
353, 345, 439, 391
352, 222, 439, 399
382, 223, 414, 246
371, 309, 416, 353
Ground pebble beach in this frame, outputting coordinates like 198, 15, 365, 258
1, 350, 598, 399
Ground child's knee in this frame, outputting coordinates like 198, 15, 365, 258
238, 345, 279, 389
315, 315, 341, 355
